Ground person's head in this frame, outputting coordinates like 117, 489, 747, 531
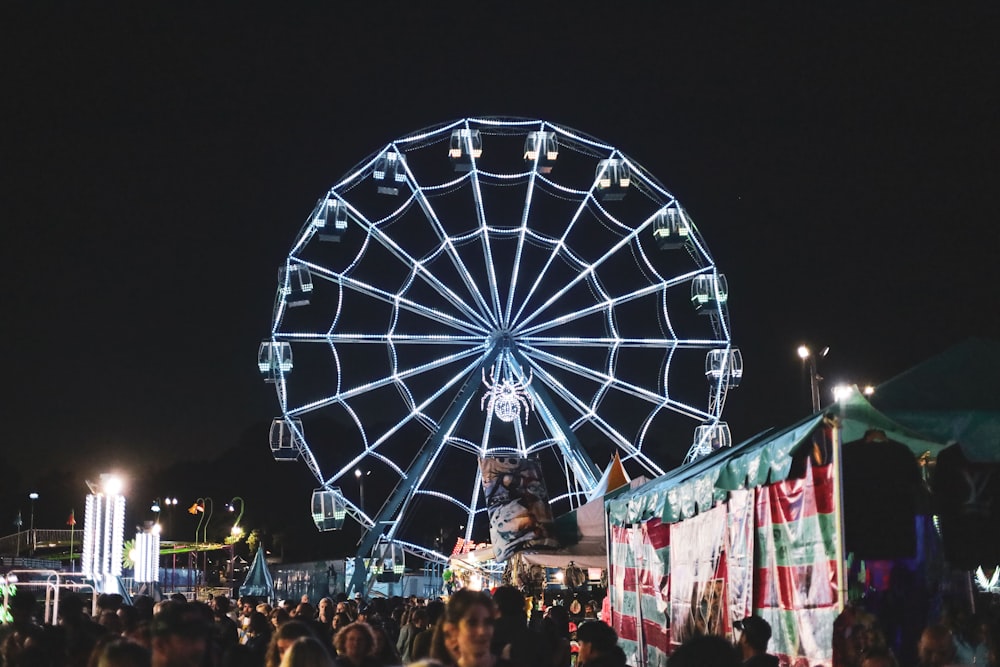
150, 601, 212, 667
861, 647, 899, 667
410, 607, 429, 629
8, 589, 38, 627
295, 602, 315, 621
667, 634, 741, 667
248, 611, 272, 638
735, 615, 772, 656
333, 622, 377, 663
266, 620, 317, 667
278, 636, 335, 667
95, 638, 152, 667
442, 590, 497, 662
492, 586, 526, 620
270, 607, 291, 629
212, 595, 231, 618
317, 597, 334, 621
918, 625, 956, 667
576, 620, 621, 666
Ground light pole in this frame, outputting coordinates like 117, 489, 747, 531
28, 492, 38, 554
355, 469, 369, 514
797, 345, 828, 413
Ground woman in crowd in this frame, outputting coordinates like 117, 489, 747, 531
430, 589, 511, 667
279, 636, 336, 667
332, 621, 382, 667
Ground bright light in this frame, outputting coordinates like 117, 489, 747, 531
102, 475, 123, 496
797, 345, 811, 360
152, 523, 162, 535
863, 385, 875, 396
151, 501, 161, 513
28, 492, 39, 500
832, 385, 853, 402
355, 469, 361, 479
231, 525, 243, 537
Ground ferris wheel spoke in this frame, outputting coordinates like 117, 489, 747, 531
276, 332, 484, 345
509, 171, 607, 327
522, 343, 712, 421
502, 149, 541, 328
300, 260, 486, 336
514, 204, 662, 333
288, 344, 487, 416
462, 130, 504, 324
395, 143, 498, 328
513, 280, 666, 338
522, 336, 716, 348
326, 195, 495, 332
522, 358, 665, 477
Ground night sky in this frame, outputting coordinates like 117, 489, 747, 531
2, 5, 998, 523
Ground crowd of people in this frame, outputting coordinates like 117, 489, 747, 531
6, 581, 995, 667
0, 585, 623, 667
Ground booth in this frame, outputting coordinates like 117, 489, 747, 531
606, 339, 1000, 667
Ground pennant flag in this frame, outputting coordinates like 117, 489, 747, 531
188, 502, 204, 515
14, 511, 22, 528
67, 509, 76, 527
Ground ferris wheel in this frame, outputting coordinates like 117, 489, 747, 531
259, 118, 740, 585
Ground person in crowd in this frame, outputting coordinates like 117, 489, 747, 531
93, 637, 153, 667
271, 608, 293, 631
266, 621, 320, 667
150, 601, 213, 667
734, 616, 778, 667
410, 601, 446, 663
917, 625, 957, 667
489, 586, 543, 667
538, 605, 572, 667
430, 589, 510, 667
859, 646, 899, 667
246, 611, 275, 664
575, 620, 626, 667
667, 634, 741, 667
398, 606, 428, 663
332, 621, 382, 667
280, 636, 336, 667
59, 591, 105, 666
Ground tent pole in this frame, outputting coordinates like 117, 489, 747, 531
830, 415, 847, 612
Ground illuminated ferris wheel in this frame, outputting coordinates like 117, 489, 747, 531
259, 117, 740, 580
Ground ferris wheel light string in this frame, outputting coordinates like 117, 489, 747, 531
396, 152, 496, 326
330, 194, 495, 332
513, 209, 663, 333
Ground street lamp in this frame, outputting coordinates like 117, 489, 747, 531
28, 492, 38, 554
227, 497, 245, 539
797, 345, 828, 413
355, 469, 369, 513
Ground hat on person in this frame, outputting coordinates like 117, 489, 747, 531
734, 616, 772, 646
151, 602, 212, 638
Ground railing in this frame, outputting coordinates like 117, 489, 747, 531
0, 530, 79, 556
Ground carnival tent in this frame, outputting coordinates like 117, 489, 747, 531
239, 547, 274, 601
605, 338, 1000, 667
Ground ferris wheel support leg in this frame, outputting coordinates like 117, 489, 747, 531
347, 344, 503, 597
508, 350, 601, 490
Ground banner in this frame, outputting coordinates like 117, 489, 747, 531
609, 519, 670, 667
669, 503, 728, 645
480, 457, 557, 561
755, 460, 838, 667
727, 488, 755, 637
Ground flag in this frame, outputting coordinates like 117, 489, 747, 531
188, 502, 204, 515
14, 511, 22, 528
67, 509, 76, 527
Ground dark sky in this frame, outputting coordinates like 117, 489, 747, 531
2, 3, 998, 492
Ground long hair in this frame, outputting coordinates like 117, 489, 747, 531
429, 590, 497, 663
278, 637, 335, 667
332, 621, 377, 657
265, 620, 317, 667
